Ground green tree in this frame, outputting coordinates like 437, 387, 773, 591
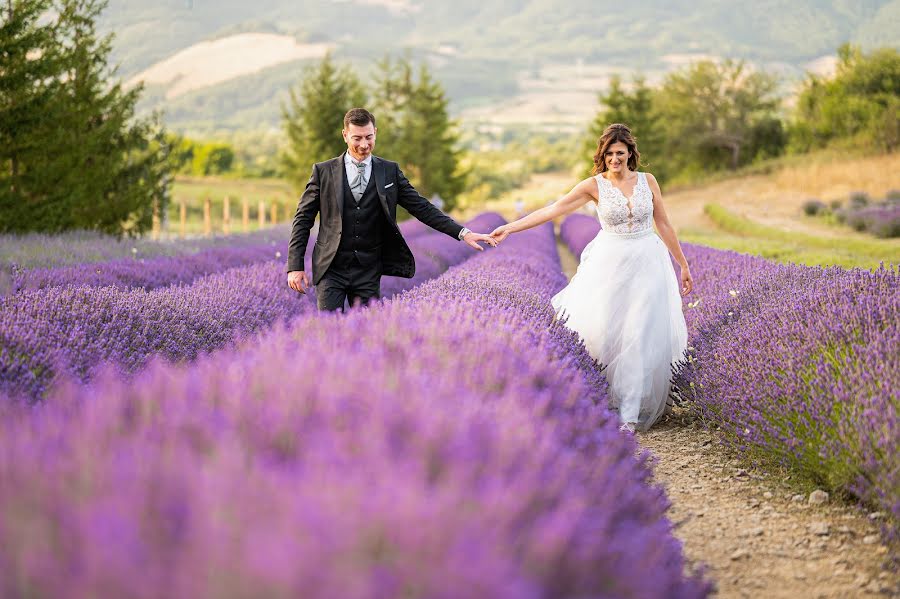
372, 56, 466, 210
583, 75, 667, 180
0, 0, 66, 224
0, 0, 170, 235
165, 133, 195, 174
280, 53, 366, 191
792, 44, 900, 152
191, 142, 235, 176
656, 59, 785, 174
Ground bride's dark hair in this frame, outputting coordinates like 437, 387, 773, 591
591, 123, 641, 175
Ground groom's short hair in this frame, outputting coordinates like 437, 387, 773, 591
344, 108, 376, 129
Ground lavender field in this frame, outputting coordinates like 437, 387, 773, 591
0, 214, 502, 401
560, 212, 900, 543
2, 208, 895, 596
0, 217, 711, 597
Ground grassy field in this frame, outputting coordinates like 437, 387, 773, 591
479, 151, 900, 270
165, 176, 297, 236
681, 205, 899, 269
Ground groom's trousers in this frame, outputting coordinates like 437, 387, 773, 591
315, 249, 382, 312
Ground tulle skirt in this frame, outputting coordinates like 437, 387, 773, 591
552, 228, 688, 430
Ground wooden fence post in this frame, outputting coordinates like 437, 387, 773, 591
258, 200, 266, 228
223, 196, 231, 235
151, 197, 161, 241
242, 199, 250, 232
179, 201, 187, 238
203, 197, 212, 236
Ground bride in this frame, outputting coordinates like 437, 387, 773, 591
490, 123, 692, 433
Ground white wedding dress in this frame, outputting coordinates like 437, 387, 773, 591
552, 172, 688, 431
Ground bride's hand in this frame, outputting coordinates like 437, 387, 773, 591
680, 265, 694, 296
490, 225, 511, 243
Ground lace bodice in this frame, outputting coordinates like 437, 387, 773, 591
595, 172, 654, 234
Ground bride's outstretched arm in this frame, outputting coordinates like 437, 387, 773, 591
647, 173, 693, 296
490, 178, 598, 242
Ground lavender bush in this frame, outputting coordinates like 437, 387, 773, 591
0, 226, 293, 298
558, 212, 600, 258
2, 242, 288, 297
838, 203, 900, 238
675, 251, 899, 540
0, 214, 503, 402
559, 214, 899, 541
0, 226, 292, 271
0, 223, 708, 598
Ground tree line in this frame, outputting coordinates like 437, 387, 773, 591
280, 54, 465, 211
1, 0, 895, 235
0, 0, 169, 235
585, 44, 899, 184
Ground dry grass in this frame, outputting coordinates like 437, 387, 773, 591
662, 152, 900, 237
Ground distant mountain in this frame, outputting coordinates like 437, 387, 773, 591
101, 0, 900, 134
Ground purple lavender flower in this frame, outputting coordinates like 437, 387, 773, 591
0, 215, 503, 402
558, 212, 899, 544
559, 213, 601, 259
0, 222, 708, 598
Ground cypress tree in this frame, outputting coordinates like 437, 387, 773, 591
0, 0, 66, 226
583, 75, 667, 180
0, 0, 169, 235
372, 56, 465, 210
280, 53, 366, 191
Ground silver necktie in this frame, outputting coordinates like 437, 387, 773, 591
351, 161, 366, 202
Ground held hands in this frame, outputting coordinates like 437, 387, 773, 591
287, 270, 310, 294
489, 224, 512, 244
463, 231, 499, 251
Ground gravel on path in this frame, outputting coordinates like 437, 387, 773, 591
555, 238, 898, 598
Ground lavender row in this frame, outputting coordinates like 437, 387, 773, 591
558, 212, 602, 258
0, 223, 708, 598
559, 214, 899, 539
673, 249, 899, 540
0, 214, 503, 402
0, 225, 293, 271
1, 218, 426, 275
0, 217, 459, 297
1, 242, 288, 298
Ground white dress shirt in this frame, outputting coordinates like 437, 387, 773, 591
344, 153, 372, 187
343, 153, 469, 241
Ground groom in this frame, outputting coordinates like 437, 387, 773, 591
287, 108, 496, 311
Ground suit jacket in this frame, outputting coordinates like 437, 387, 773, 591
287, 153, 464, 284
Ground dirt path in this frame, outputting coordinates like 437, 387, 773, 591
641, 413, 896, 598
555, 239, 898, 598
662, 153, 900, 237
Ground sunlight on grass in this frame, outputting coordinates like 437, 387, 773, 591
691, 204, 899, 269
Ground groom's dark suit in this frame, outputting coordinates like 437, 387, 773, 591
287, 153, 464, 311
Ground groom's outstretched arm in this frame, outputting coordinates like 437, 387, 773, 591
395, 167, 464, 239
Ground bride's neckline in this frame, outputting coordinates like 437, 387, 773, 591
600, 171, 641, 202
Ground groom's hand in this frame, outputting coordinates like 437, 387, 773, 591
287, 270, 310, 294
463, 231, 498, 251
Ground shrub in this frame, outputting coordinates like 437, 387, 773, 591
849, 191, 870, 208
802, 199, 827, 216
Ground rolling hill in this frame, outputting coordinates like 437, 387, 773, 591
100, 0, 900, 134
